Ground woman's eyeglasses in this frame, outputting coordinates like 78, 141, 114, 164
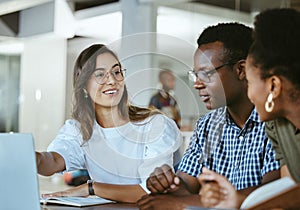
188, 62, 235, 83
93, 68, 126, 85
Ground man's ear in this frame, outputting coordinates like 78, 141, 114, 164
235, 60, 246, 80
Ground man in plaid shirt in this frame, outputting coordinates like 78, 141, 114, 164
138, 23, 280, 209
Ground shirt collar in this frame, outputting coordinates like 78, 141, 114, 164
213, 107, 227, 124
248, 107, 261, 123
224, 107, 259, 126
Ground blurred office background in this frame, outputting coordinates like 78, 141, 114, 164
0, 0, 298, 150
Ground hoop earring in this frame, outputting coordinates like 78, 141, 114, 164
83, 89, 89, 98
265, 93, 274, 112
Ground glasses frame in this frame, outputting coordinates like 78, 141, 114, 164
188, 62, 236, 83
93, 68, 126, 85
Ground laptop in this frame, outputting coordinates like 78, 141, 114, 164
0, 133, 41, 210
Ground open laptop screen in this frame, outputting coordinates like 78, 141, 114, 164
0, 133, 40, 210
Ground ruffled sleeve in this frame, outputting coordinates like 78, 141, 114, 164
47, 119, 86, 172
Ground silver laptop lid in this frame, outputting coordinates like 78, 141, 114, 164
0, 133, 40, 210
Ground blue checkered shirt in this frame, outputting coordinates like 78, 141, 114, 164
178, 107, 280, 190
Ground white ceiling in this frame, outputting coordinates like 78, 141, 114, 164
0, 0, 296, 55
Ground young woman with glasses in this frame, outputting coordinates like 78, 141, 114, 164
36, 44, 182, 203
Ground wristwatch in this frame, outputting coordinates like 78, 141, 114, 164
87, 180, 95, 195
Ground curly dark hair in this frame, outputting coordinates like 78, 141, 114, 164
197, 22, 253, 63
249, 8, 300, 90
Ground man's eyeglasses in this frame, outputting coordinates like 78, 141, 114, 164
93, 67, 126, 85
188, 62, 235, 83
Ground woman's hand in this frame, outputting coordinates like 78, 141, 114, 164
199, 179, 224, 207
42, 183, 89, 198
198, 167, 242, 209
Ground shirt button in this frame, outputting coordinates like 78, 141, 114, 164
239, 136, 244, 141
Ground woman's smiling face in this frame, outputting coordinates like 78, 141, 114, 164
245, 55, 270, 121
86, 52, 125, 109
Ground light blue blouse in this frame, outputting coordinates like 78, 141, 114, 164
47, 114, 182, 192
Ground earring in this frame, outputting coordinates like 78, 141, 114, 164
265, 93, 274, 112
83, 89, 89, 98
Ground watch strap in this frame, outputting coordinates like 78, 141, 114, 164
87, 180, 95, 195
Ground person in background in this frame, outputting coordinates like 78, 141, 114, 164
198, 8, 300, 209
149, 69, 181, 128
138, 22, 280, 210
36, 44, 182, 203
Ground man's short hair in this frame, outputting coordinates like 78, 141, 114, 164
197, 22, 253, 63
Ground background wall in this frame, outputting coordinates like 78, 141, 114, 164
19, 36, 67, 150
0, 54, 20, 132
0, 0, 292, 150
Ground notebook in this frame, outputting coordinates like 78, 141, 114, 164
0, 133, 41, 210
